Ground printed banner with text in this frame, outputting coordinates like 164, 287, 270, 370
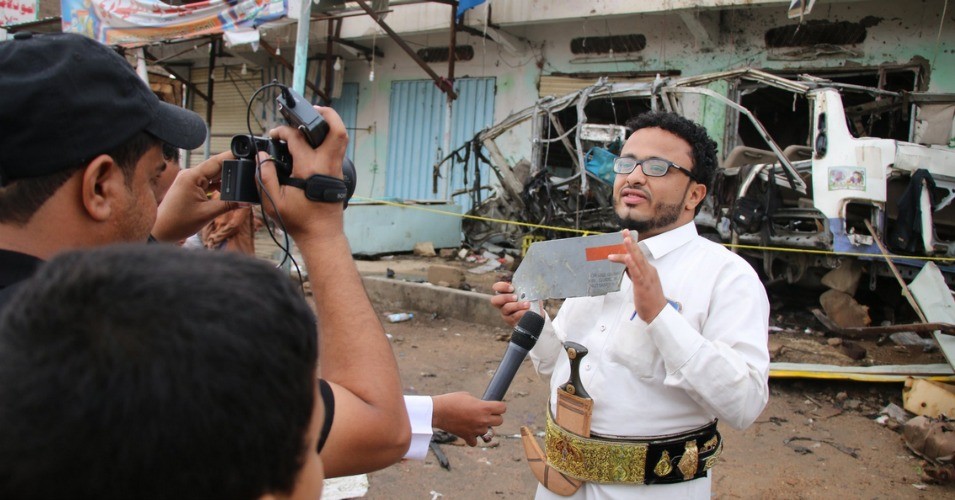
1, 0, 37, 26
61, 0, 287, 46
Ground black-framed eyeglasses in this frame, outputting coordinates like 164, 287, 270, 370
612, 156, 699, 183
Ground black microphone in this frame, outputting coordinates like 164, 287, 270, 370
482, 311, 545, 401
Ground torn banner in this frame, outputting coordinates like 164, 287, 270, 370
60, 0, 287, 46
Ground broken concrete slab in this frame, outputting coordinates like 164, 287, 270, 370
820, 289, 871, 328
903, 415, 955, 465
821, 259, 862, 296
361, 276, 504, 328
903, 377, 955, 419
413, 241, 437, 257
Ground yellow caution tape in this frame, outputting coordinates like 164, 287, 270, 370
352, 196, 955, 263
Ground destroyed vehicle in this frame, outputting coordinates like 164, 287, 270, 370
454, 68, 955, 295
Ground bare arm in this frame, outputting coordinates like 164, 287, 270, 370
259, 109, 409, 477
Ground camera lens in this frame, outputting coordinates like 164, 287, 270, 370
231, 136, 253, 159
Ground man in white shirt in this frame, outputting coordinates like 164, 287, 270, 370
491, 112, 770, 499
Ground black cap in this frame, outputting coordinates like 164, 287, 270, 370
0, 33, 207, 184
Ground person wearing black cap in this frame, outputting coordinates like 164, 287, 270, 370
0, 31, 236, 305
0, 32, 412, 485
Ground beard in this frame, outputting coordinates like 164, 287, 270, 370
613, 200, 682, 233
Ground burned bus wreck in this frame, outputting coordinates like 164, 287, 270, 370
450, 69, 955, 297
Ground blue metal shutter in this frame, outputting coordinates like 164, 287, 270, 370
385, 77, 495, 211
331, 82, 359, 161
448, 78, 495, 212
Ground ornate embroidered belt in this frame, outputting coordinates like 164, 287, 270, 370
544, 411, 722, 485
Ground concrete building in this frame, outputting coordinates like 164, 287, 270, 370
6, 0, 953, 249
288, 0, 954, 208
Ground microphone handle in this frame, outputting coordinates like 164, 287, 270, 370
481, 343, 530, 401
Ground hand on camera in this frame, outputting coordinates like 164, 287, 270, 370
257, 106, 349, 239
153, 151, 239, 242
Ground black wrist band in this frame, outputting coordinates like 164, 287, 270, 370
280, 174, 348, 204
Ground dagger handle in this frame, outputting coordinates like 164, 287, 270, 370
561, 341, 591, 399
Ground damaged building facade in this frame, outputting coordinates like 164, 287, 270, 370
145, 1, 952, 208
16, 0, 950, 284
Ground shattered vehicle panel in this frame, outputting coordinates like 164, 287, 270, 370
449, 68, 955, 291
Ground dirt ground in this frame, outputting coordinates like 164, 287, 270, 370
339, 252, 954, 499
362, 313, 954, 499
255, 234, 954, 498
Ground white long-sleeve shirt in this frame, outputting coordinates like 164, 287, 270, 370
530, 222, 770, 499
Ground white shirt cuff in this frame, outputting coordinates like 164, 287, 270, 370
402, 395, 434, 460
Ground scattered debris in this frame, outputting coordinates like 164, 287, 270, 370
821, 260, 863, 296
891, 331, 938, 352
753, 416, 788, 426
839, 341, 868, 361
438, 248, 457, 259
429, 441, 451, 471
321, 474, 370, 500
467, 258, 502, 275
784, 436, 860, 458
768, 339, 785, 359
432, 430, 462, 445
413, 241, 437, 257
811, 308, 954, 339
387, 312, 415, 323
842, 399, 863, 411
903, 378, 955, 418
820, 290, 871, 329
902, 415, 955, 481
427, 265, 466, 288
879, 403, 910, 423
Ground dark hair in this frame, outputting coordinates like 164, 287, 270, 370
625, 112, 718, 213
162, 143, 180, 163
0, 131, 160, 225
0, 245, 318, 500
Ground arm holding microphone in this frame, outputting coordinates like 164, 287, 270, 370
402, 393, 507, 456
478, 311, 545, 441
482, 311, 545, 401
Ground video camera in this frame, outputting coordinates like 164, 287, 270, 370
220, 86, 356, 206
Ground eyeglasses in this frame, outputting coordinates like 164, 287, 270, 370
612, 156, 699, 183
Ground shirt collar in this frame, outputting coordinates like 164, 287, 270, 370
0, 248, 44, 291
638, 222, 698, 260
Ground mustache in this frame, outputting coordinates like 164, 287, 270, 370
618, 183, 650, 199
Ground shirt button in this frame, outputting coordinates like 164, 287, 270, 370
600, 325, 606, 332
585, 364, 592, 371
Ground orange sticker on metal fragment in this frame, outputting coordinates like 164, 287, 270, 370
584, 244, 626, 262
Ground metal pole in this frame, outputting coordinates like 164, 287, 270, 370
292, 0, 313, 95
205, 37, 217, 160
442, 1, 457, 200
